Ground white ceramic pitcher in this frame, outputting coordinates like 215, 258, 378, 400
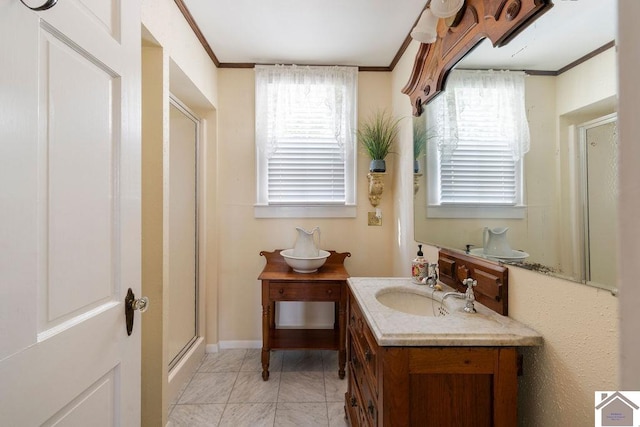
483, 227, 512, 257
293, 226, 321, 258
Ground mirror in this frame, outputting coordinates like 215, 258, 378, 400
413, 1, 618, 293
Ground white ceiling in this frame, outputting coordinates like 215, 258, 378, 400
182, 0, 426, 67
182, 0, 616, 71
459, 0, 617, 71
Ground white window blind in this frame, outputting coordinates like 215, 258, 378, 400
440, 87, 519, 205
266, 87, 346, 203
255, 65, 358, 216
427, 70, 529, 212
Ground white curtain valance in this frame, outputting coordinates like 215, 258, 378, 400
255, 64, 358, 160
428, 69, 530, 161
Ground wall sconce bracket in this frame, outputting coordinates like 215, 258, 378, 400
367, 172, 386, 208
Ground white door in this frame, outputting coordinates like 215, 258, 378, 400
0, 0, 141, 425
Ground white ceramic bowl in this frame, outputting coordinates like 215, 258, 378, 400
280, 249, 331, 273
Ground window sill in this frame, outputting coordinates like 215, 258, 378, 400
426, 205, 526, 219
254, 204, 357, 218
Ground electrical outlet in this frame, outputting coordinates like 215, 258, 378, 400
368, 212, 382, 226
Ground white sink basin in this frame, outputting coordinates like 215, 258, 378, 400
376, 291, 448, 317
280, 249, 330, 273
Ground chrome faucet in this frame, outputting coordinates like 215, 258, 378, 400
442, 278, 477, 313
425, 263, 438, 288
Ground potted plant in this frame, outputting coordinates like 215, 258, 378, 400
413, 117, 428, 173
358, 110, 401, 172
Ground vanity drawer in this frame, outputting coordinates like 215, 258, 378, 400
360, 323, 378, 392
349, 295, 378, 394
348, 293, 365, 334
349, 338, 368, 397
269, 282, 341, 301
360, 371, 377, 427
346, 367, 370, 427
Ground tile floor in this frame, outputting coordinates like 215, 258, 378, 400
168, 349, 349, 427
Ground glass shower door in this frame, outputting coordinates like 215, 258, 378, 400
581, 114, 618, 291
168, 99, 199, 367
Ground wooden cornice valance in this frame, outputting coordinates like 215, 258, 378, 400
402, 0, 553, 116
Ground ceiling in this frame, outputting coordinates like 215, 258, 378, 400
181, 0, 426, 68
459, 0, 616, 71
180, 0, 616, 71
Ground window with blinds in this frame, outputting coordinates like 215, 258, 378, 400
439, 88, 520, 205
425, 70, 527, 219
255, 65, 357, 218
266, 89, 346, 204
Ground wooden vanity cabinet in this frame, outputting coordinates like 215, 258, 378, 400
345, 288, 519, 427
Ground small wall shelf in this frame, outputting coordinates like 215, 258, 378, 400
367, 172, 386, 207
413, 172, 423, 196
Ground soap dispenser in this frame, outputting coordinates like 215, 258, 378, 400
411, 244, 427, 284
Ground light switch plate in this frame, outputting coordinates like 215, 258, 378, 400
368, 212, 382, 226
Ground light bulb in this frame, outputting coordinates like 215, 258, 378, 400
430, 0, 464, 18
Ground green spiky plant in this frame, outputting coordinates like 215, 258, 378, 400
412, 116, 434, 173
413, 118, 428, 161
358, 110, 401, 172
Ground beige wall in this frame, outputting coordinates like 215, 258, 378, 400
391, 41, 421, 275
391, 42, 619, 426
510, 270, 618, 426
556, 48, 617, 283
141, 0, 219, 424
216, 69, 396, 342
141, 0, 218, 108
556, 48, 616, 116
141, 45, 168, 427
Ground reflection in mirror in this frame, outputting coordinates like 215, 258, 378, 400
413, 2, 618, 293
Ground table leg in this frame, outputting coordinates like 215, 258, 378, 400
262, 304, 271, 381
270, 301, 276, 329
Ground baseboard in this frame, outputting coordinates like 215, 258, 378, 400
206, 342, 259, 353
208, 326, 335, 353
205, 341, 262, 353
211, 340, 262, 351
276, 323, 335, 329
167, 337, 205, 403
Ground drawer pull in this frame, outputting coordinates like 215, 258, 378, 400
350, 396, 358, 407
351, 355, 359, 367
327, 289, 332, 294
278, 288, 284, 294
365, 349, 372, 362
368, 400, 375, 416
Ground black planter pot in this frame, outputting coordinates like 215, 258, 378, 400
369, 159, 386, 172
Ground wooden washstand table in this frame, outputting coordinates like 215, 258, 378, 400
258, 250, 351, 381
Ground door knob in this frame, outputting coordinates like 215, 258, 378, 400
131, 295, 149, 313
125, 288, 149, 336
19, 0, 58, 11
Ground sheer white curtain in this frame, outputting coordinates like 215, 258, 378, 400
255, 64, 358, 160
428, 69, 530, 161
255, 64, 358, 209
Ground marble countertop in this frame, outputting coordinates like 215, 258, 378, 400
348, 277, 543, 347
